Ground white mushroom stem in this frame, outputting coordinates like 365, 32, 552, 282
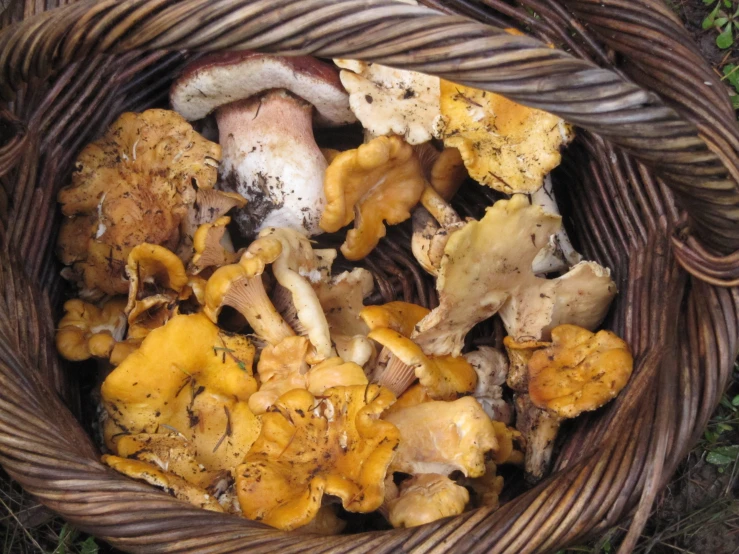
217, 90, 327, 237
271, 250, 333, 361
531, 176, 582, 274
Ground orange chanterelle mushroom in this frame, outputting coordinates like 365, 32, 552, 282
236, 385, 399, 530
56, 109, 224, 299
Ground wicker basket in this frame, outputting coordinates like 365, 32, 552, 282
1, 0, 738, 552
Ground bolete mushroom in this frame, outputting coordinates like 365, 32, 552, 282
171, 53, 355, 237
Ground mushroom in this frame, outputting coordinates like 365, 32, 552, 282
204, 237, 295, 346
258, 227, 334, 360
411, 185, 466, 276
56, 109, 221, 298
124, 243, 189, 340
464, 346, 513, 424
334, 60, 442, 144
386, 474, 469, 528
530, 176, 582, 274
247, 336, 311, 415
101, 313, 260, 473
368, 328, 477, 400
188, 216, 240, 275
455, 460, 505, 509
412, 194, 616, 357
313, 267, 376, 367
439, 79, 573, 194
235, 385, 399, 530
248, 336, 369, 415
382, 384, 433, 418
384, 396, 498, 477
171, 53, 355, 237
177, 189, 246, 262
411, 145, 469, 276
359, 301, 430, 338
111, 431, 241, 512
306, 357, 369, 396
320, 135, 427, 260
359, 301, 475, 398
103, 455, 225, 512
507, 324, 633, 482
55, 298, 128, 362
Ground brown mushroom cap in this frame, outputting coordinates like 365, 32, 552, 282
171, 52, 355, 126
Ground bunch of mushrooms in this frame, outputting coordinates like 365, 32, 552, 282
53, 52, 636, 532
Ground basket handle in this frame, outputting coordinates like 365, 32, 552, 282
1, 0, 738, 277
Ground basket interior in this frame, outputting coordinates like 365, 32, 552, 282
0, 1, 737, 552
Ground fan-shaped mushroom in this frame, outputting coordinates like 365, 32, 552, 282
57, 110, 220, 298
320, 136, 427, 260
236, 385, 399, 530
384, 396, 497, 477
335, 60, 442, 144
440, 80, 573, 194
412, 195, 616, 357
101, 313, 260, 473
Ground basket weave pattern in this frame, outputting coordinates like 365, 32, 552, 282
0, 0, 738, 552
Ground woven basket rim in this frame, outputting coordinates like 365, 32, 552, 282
0, 1, 738, 553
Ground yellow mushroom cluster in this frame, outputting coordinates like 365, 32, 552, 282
55, 54, 634, 532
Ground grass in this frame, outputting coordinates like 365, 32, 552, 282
0, 470, 103, 554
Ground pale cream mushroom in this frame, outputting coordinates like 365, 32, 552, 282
412, 194, 616, 357
334, 60, 442, 144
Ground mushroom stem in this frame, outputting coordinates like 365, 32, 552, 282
420, 185, 462, 228
272, 284, 308, 336
515, 394, 560, 484
376, 348, 417, 398
217, 90, 327, 236
530, 176, 582, 274
224, 275, 295, 345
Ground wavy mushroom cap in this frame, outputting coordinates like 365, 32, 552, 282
320, 136, 427, 260
528, 324, 634, 418
57, 109, 220, 296
369, 328, 477, 400
55, 297, 128, 361
335, 60, 442, 144
360, 301, 430, 338
236, 385, 399, 530
384, 396, 498, 477
101, 313, 259, 472
387, 473, 469, 528
440, 80, 573, 194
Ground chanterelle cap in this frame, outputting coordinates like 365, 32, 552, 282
171, 52, 356, 126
